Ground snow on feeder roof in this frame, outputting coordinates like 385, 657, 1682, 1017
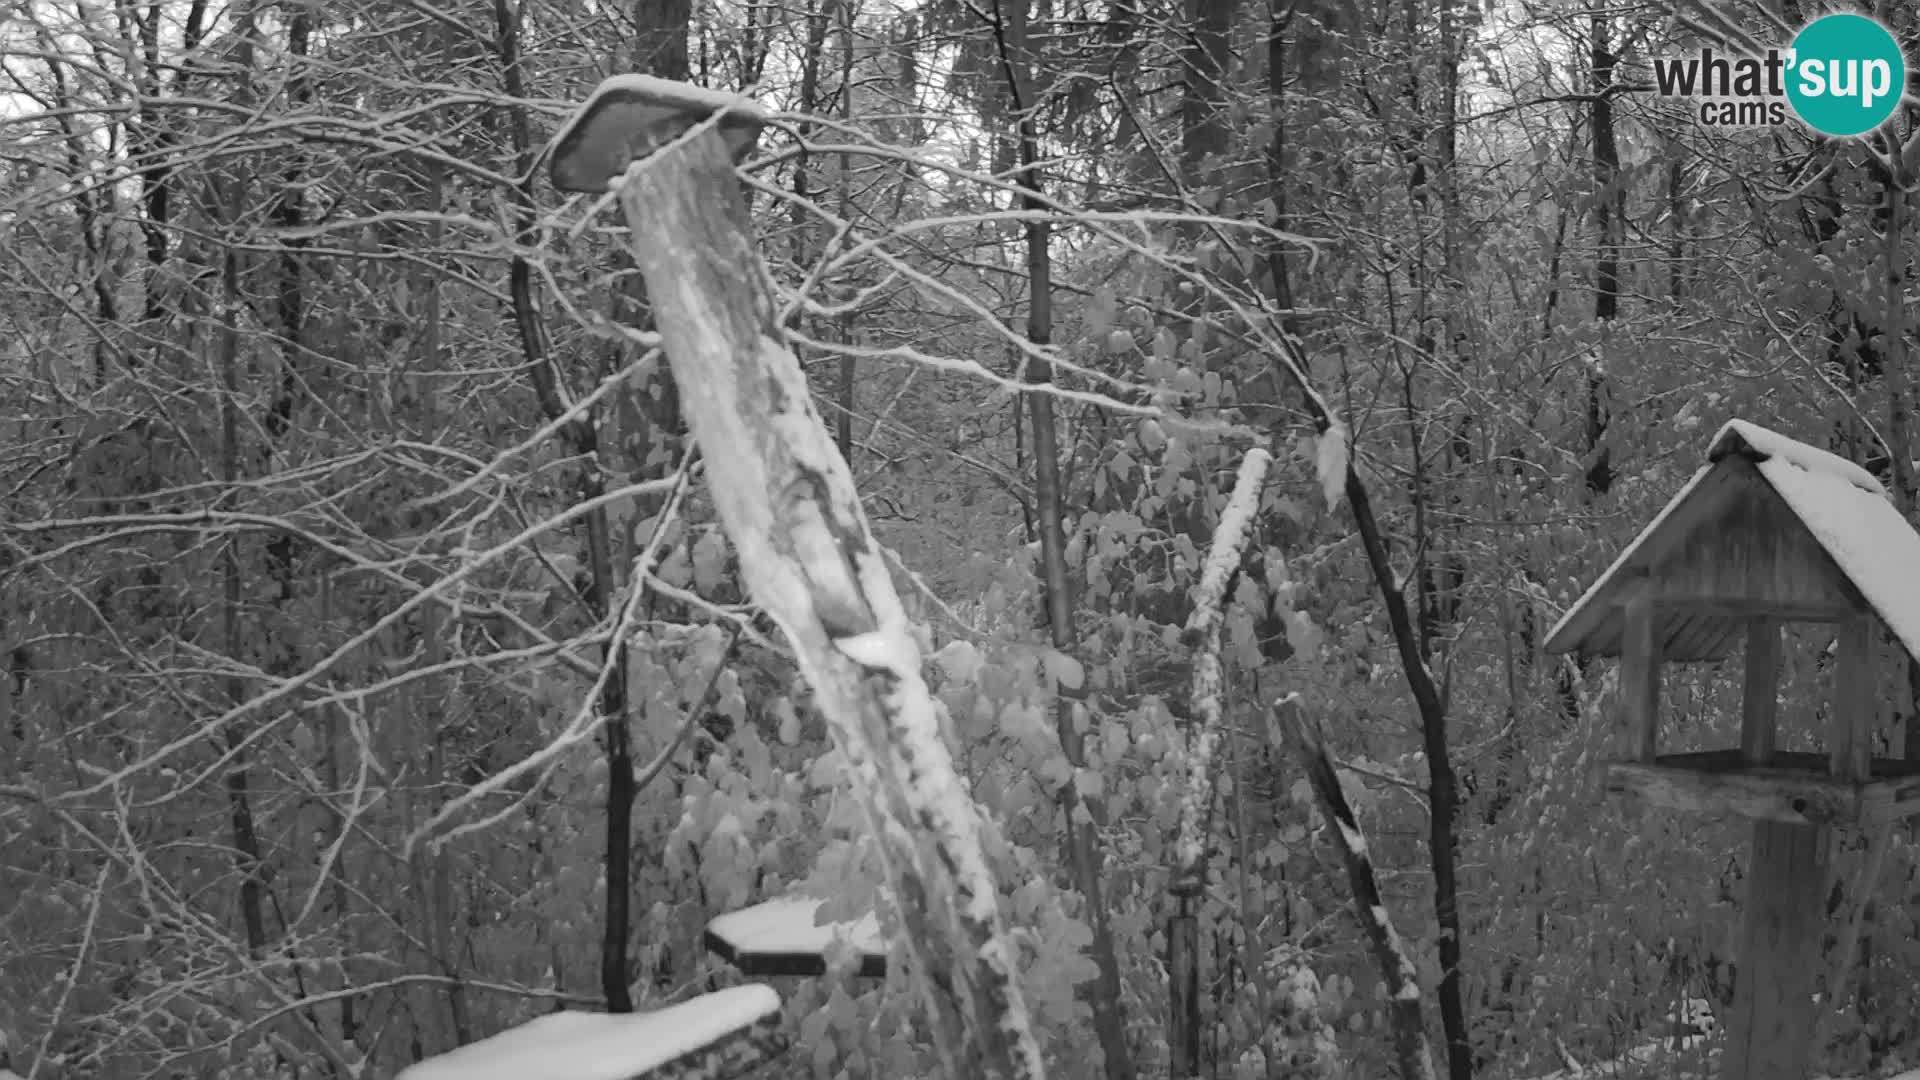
396, 985, 783, 1080
705, 896, 887, 978
1545, 418, 1920, 663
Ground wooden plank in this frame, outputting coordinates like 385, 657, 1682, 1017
1167, 902, 1201, 1077
702, 929, 889, 979
1608, 753, 1920, 827
1742, 619, 1780, 764
1881, 789, 1920, 824
1620, 586, 1661, 761
1604, 761, 1864, 828
1862, 770, 1920, 826
1645, 749, 1920, 779
1831, 616, 1873, 782
1659, 610, 1737, 663
1724, 820, 1829, 1080
1654, 597, 1855, 622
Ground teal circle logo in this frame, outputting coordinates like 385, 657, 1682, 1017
1786, 13, 1906, 137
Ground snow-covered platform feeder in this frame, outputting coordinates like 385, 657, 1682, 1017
396, 985, 786, 1080
705, 895, 888, 978
1546, 419, 1920, 1080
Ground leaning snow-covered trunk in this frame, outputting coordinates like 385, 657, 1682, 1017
587, 96, 1044, 1080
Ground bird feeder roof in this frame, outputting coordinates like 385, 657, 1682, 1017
548, 75, 766, 193
1545, 419, 1920, 663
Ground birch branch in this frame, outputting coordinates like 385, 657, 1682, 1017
1173, 447, 1272, 880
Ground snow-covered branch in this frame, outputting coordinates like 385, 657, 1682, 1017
1172, 446, 1272, 878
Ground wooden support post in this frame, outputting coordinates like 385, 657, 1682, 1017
1724, 617, 1831, 1079
1819, 612, 1879, 1042
1166, 893, 1200, 1079
1831, 615, 1873, 782
1725, 820, 1830, 1080
1741, 619, 1779, 764
1620, 588, 1660, 762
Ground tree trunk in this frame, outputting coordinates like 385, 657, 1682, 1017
997, 1, 1137, 1076
634, 0, 692, 78
1180, 0, 1232, 173
1884, 163, 1918, 760
606, 118, 1045, 1080
1262, 0, 1299, 340
1584, 10, 1621, 497
1259, 328, 1471, 1080
491, 0, 637, 1013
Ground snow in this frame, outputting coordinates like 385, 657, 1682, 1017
396, 985, 780, 1080
706, 896, 884, 964
1713, 419, 1885, 496
831, 629, 916, 672
1337, 819, 1369, 858
1315, 422, 1349, 510
576, 75, 768, 120
1193, 448, 1272, 617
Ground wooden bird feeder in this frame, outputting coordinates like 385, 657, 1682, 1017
1546, 418, 1920, 1079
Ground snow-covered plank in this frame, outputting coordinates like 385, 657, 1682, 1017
705, 896, 887, 977
396, 985, 782, 1080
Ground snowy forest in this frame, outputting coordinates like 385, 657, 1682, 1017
2, 0, 1919, 1077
